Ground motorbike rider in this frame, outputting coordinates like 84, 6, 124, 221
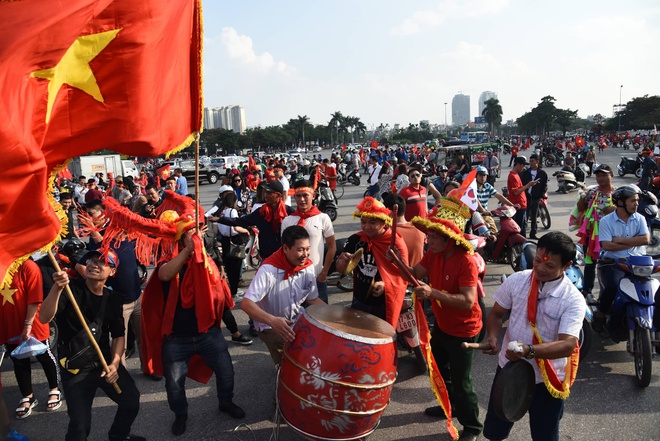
638, 148, 657, 191
475, 166, 517, 236
482, 148, 499, 186
428, 165, 450, 203
592, 185, 649, 333
562, 151, 576, 172
575, 164, 616, 298
520, 154, 548, 240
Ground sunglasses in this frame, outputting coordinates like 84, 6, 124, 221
233, 179, 242, 182
409, 173, 421, 178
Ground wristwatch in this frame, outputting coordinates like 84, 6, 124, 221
525, 344, 535, 359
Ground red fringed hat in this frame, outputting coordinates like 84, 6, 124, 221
411, 200, 474, 254
353, 197, 392, 225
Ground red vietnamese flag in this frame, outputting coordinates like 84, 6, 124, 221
0, 0, 202, 286
156, 164, 171, 187
370, 140, 379, 149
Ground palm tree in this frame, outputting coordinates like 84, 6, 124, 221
329, 111, 343, 147
296, 115, 309, 150
354, 120, 367, 142
482, 98, 503, 136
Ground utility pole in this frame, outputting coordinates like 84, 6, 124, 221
618, 85, 623, 132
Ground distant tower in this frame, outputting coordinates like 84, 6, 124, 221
478, 91, 498, 117
452, 93, 470, 126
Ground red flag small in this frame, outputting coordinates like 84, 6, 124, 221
313, 166, 321, 191
370, 140, 379, 149
156, 164, 171, 187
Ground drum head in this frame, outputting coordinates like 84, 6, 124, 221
306, 304, 395, 340
344, 248, 363, 275
492, 360, 536, 422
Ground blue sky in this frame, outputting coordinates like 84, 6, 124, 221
201, 0, 659, 129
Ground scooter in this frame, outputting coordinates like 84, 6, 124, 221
517, 241, 592, 362
603, 255, 660, 387
338, 163, 362, 186
543, 150, 565, 167
315, 180, 338, 221
478, 205, 526, 271
553, 163, 587, 193
618, 156, 643, 178
638, 190, 660, 258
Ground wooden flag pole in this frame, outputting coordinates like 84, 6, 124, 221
194, 133, 201, 232
46, 250, 121, 394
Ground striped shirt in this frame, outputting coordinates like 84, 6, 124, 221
477, 183, 497, 210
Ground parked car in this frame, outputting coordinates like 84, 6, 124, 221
164, 159, 223, 184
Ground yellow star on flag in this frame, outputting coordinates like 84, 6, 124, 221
31, 28, 122, 123
1, 286, 17, 306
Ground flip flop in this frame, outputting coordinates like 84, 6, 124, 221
47, 390, 62, 412
15, 396, 38, 419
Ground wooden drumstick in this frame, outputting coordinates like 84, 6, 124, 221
462, 342, 491, 350
390, 205, 397, 248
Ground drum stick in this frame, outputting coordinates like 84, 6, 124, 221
47, 250, 122, 394
462, 341, 491, 350
390, 205, 397, 249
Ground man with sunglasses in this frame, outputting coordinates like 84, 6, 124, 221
398, 166, 428, 221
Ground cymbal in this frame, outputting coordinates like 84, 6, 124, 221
344, 248, 363, 275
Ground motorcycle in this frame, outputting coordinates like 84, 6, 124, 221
338, 163, 361, 186
315, 180, 338, 221
602, 256, 659, 387
501, 188, 551, 230
517, 241, 592, 362
618, 156, 643, 178
396, 289, 427, 373
543, 150, 565, 167
638, 190, 660, 258
553, 163, 587, 194
477, 205, 526, 271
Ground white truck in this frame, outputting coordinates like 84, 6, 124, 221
69, 154, 140, 179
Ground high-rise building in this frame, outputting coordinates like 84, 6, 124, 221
478, 91, 498, 117
203, 105, 247, 134
452, 93, 470, 126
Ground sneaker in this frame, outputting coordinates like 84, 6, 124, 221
249, 326, 258, 337
219, 402, 245, 419
171, 413, 187, 436
231, 335, 253, 345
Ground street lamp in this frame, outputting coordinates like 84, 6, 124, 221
444, 102, 447, 128
618, 85, 623, 133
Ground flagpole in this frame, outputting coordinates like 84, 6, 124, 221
47, 250, 121, 394
194, 133, 200, 232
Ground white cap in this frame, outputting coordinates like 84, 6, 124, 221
218, 185, 234, 194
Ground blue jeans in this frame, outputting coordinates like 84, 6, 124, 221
513, 208, 527, 237
316, 281, 328, 303
366, 184, 379, 197
483, 367, 564, 441
597, 262, 625, 314
162, 327, 235, 416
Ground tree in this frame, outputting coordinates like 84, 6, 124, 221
554, 109, 578, 135
482, 98, 503, 135
296, 115, 309, 150
604, 95, 660, 131
328, 111, 343, 147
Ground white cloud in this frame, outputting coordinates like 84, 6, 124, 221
391, 0, 510, 36
219, 27, 296, 75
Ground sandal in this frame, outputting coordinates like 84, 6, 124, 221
15, 396, 38, 419
47, 390, 62, 412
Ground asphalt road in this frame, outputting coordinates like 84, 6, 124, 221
2, 145, 659, 441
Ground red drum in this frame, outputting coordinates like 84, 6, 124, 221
278, 304, 397, 441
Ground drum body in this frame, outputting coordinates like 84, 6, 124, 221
278, 304, 397, 441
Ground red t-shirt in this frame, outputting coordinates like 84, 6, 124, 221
399, 185, 428, 221
0, 260, 49, 344
507, 171, 526, 209
511, 146, 519, 156
264, 169, 276, 182
324, 166, 338, 190
419, 246, 481, 338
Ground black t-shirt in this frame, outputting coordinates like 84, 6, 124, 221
160, 263, 200, 337
56, 279, 124, 360
85, 239, 142, 303
343, 233, 386, 314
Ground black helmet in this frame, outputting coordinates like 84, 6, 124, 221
60, 238, 87, 262
438, 165, 449, 172
611, 184, 641, 205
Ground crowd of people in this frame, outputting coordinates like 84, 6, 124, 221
1, 134, 659, 441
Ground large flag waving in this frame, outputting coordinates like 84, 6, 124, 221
456, 169, 479, 212
0, 0, 202, 287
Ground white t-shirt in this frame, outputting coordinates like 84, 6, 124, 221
280, 176, 291, 206
244, 264, 319, 332
281, 213, 334, 276
493, 270, 586, 383
216, 208, 239, 237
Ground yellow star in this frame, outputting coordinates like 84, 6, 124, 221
1, 286, 17, 306
31, 28, 122, 123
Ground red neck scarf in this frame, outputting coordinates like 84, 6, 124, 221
259, 199, 288, 232
357, 228, 408, 328
262, 247, 313, 280
526, 271, 579, 399
291, 206, 322, 226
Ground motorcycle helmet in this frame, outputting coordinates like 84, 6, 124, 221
476, 166, 488, 175
438, 165, 449, 172
611, 184, 641, 205
60, 238, 87, 262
